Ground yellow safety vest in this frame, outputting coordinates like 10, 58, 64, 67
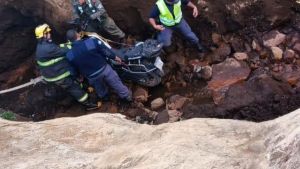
156, 0, 183, 26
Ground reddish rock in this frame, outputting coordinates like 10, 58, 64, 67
234, 52, 248, 61
211, 33, 222, 45
230, 37, 246, 52
200, 66, 213, 80
259, 49, 269, 59
166, 52, 186, 71
293, 43, 300, 55
273, 64, 300, 86
263, 30, 286, 47
167, 95, 190, 110
252, 39, 262, 52
211, 43, 231, 63
208, 58, 251, 104
271, 47, 283, 61
188, 59, 209, 72
168, 110, 183, 123
151, 98, 165, 110
133, 87, 149, 103
283, 49, 295, 64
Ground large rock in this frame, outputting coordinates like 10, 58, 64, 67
1, 110, 300, 168
234, 52, 248, 61
271, 46, 283, 61
208, 58, 251, 104
151, 98, 165, 110
263, 30, 286, 47
272, 64, 300, 86
211, 43, 231, 63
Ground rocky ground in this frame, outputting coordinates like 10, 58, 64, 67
1, 109, 300, 169
0, 0, 300, 124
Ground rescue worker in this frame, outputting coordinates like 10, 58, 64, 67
35, 24, 98, 110
65, 29, 132, 103
149, 0, 206, 52
71, 0, 125, 42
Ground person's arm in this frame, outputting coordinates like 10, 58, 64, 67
71, 0, 80, 19
48, 44, 69, 58
187, 1, 199, 18
149, 5, 165, 31
95, 39, 120, 61
93, 0, 106, 12
149, 18, 165, 31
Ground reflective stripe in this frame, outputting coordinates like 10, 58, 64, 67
78, 6, 84, 14
43, 71, 71, 82
156, 0, 182, 26
37, 57, 64, 67
78, 93, 88, 102
88, 66, 105, 78
60, 43, 72, 49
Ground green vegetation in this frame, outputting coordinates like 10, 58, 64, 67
0, 111, 16, 121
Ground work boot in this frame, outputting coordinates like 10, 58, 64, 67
82, 101, 98, 111
118, 95, 133, 110
196, 43, 205, 53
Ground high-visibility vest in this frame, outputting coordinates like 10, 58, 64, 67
156, 0, 183, 26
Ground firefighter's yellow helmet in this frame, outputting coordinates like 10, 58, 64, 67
35, 23, 51, 39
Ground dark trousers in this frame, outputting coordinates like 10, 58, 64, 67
157, 19, 199, 47
88, 65, 130, 99
54, 77, 87, 103
87, 13, 125, 40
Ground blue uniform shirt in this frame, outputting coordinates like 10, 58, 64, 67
66, 38, 116, 78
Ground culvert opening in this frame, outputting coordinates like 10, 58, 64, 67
1, 4, 300, 124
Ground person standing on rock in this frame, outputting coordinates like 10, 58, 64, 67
65, 29, 132, 103
71, 0, 125, 42
34, 24, 98, 110
149, 0, 206, 52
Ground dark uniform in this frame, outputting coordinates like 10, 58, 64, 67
71, 0, 125, 40
35, 39, 89, 103
66, 37, 131, 101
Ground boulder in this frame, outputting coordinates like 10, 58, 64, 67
271, 47, 283, 61
252, 39, 262, 52
293, 43, 300, 55
283, 49, 295, 64
234, 52, 248, 61
263, 30, 286, 47
208, 58, 251, 104
272, 64, 300, 86
211, 32, 222, 45
2, 110, 300, 168
167, 95, 190, 110
151, 98, 165, 110
199, 66, 213, 80
133, 87, 149, 103
211, 43, 231, 63
168, 109, 182, 123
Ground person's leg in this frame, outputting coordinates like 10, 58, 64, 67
103, 65, 131, 100
55, 77, 88, 103
175, 19, 199, 45
101, 14, 125, 40
88, 73, 109, 99
55, 77, 98, 110
157, 27, 173, 47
